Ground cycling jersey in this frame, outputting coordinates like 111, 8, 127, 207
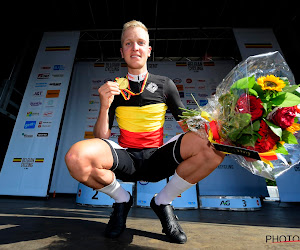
108, 73, 185, 148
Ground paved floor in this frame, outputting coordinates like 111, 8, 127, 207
0, 196, 300, 249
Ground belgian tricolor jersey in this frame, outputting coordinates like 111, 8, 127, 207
108, 73, 185, 149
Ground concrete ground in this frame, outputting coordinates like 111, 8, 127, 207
0, 196, 300, 250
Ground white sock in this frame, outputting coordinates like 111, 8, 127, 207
97, 176, 130, 203
155, 171, 195, 205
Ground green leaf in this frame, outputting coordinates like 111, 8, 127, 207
227, 113, 251, 141
275, 143, 289, 155
230, 76, 256, 91
271, 92, 300, 107
282, 130, 298, 144
249, 88, 258, 96
253, 120, 261, 131
283, 84, 300, 93
264, 119, 282, 139
252, 82, 264, 98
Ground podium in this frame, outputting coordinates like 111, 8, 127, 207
276, 164, 300, 202
170, 175, 198, 209
76, 182, 134, 207
136, 178, 198, 209
136, 179, 167, 207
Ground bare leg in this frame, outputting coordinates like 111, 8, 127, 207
177, 132, 225, 183
65, 138, 115, 189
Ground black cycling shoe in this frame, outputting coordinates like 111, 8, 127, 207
150, 196, 187, 244
104, 193, 133, 238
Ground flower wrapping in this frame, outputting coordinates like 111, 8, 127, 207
181, 51, 300, 180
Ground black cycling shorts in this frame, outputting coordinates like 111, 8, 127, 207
102, 133, 185, 182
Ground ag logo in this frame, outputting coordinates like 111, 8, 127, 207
220, 200, 230, 206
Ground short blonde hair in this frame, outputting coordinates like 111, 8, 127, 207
121, 20, 149, 45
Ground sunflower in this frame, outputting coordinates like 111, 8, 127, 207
257, 75, 286, 91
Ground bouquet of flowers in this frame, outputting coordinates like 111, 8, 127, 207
181, 51, 300, 180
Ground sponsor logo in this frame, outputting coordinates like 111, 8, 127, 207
43, 111, 54, 117
35, 82, 47, 88
26, 111, 39, 117
38, 121, 52, 128
185, 86, 195, 89
88, 108, 98, 113
84, 131, 94, 139
186, 99, 197, 106
198, 93, 208, 97
92, 79, 101, 84
21, 133, 34, 138
24, 121, 36, 129
148, 63, 158, 68
33, 91, 44, 98
52, 73, 64, 78
13, 158, 44, 166
53, 65, 65, 70
46, 90, 60, 98
37, 133, 48, 137
164, 124, 173, 130
173, 78, 182, 84
89, 100, 100, 105
41, 66, 51, 70
199, 100, 208, 106
146, 82, 158, 93
198, 85, 206, 90
105, 62, 120, 73
91, 85, 99, 91
44, 99, 56, 108
188, 61, 203, 71
37, 73, 50, 79
176, 85, 184, 91
49, 82, 61, 87
29, 101, 42, 107
186, 78, 192, 83
220, 200, 230, 206
218, 165, 234, 169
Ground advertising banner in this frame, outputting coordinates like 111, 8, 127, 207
0, 31, 79, 197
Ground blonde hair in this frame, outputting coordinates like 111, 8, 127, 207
121, 20, 149, 45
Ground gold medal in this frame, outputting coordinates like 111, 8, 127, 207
115, 77, 129, 90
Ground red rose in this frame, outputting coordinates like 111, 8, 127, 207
236, 94, 264, 121
271, 106, 297, 129
254, 120, 280, 153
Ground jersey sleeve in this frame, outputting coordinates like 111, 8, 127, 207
164, 78, 185, 121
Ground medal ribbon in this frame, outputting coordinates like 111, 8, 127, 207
120, 73, 149, 100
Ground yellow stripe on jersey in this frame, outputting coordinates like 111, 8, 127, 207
116, 103, 167, 132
